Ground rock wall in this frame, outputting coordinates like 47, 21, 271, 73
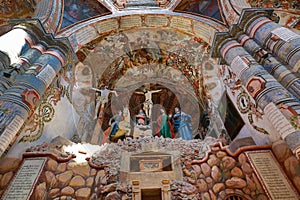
271, 140, 300, 192
0, 137, 299, 200
0, 157, 22, 197
171, 145, 268, 199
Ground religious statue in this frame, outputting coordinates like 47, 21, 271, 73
135, 109, 147, 126
91, 86, 118, 119
105, 107, 131, 142
133, 109, 152, 139
156, 109, 174, 138
172, 107, 193, 140
134, 86, 161, 119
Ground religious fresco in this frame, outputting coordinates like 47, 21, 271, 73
247, 0, 300, 30
112, 0, 172, 9
174, 0, 224, 22
249, 0, 300, 10
61, 0, 111, 29
0, 0, 38, 19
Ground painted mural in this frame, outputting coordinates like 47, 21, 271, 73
61, 0, 111, 29
248, 0, 300, 30
249, 0, 300, 10
174, 0, 223, 22
0, 0, 38, 19
112, 0, 173, 9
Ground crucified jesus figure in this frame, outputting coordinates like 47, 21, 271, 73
91, 86, 118, 119
135, 88, 162, 119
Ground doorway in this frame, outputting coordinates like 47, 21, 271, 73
141, 188, 162, 200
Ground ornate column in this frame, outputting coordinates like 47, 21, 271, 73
0, 21, 74, 157
231, 25, 300, 100
0, 28, 31, 69
238, 8, 300, 76
211, 33, 300, 158
0, 24, 47, 94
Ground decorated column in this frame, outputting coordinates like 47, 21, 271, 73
0, 23, 49, 94
238, 8, 300, 76
231, 25, 300, 100
211, 33, 300, 158
0, 21, 73, 157
0, 28, 31, 70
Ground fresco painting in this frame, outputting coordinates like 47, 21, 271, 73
175, 0, 223, 22
62, 0, 111, 28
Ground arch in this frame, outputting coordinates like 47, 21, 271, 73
224, 194, 252, 200
57, 12, 228, 52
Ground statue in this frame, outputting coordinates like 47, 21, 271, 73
172, 107, 193, 140
134, 86, 162, 119
105, 107, 131, 143
156, 109, 174, 138
133, 109, 152, 139
92, 86, 118, 119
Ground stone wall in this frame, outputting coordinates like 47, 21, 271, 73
170, 145, 268, 199
31, 158, 129, 200
271, 140, 300, 192
0, 157, 22, 197
0, 137, 299, 200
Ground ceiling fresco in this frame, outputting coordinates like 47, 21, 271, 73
112, 0, 171, 9
175, 0, 224, 22
249, 0, 300, 10
61, 0, 111, 29
0, 0, 38, 19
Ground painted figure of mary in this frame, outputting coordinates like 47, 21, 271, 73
173, 107, 193, 140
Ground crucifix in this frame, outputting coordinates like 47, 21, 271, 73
135, 84, 161, 119
91, 86, 118, 119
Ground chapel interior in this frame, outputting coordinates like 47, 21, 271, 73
0, 0, 299, 199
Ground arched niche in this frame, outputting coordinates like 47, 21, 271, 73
68, 19, 225, 142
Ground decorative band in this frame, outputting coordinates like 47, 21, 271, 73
249, 18, 271, 38
221, 41, 241, 59
31, 45, 46, 54
239, 35, 250, 46
44, 50, 66, 66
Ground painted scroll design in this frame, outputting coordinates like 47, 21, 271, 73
19, 85, 64, 143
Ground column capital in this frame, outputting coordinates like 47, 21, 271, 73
211, 32, 233, 58
229, 24, 244, 40
9, 19, 77, 66
238, 8, 274, 31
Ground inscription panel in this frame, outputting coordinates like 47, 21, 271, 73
264, 102, 295, 139
246, 150, 299, 200
37, 64, 56, 88
193, 23, 214, 43
170, 17, 192, 32
120, 16, 142, 29
96, 18, 119, 34
231, 56, 249, 78
1, 158, 47, 200
0, 115, 24, 156
271, 27, 300, 42
76, 26, 98, 45
144, 15, 168, 27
